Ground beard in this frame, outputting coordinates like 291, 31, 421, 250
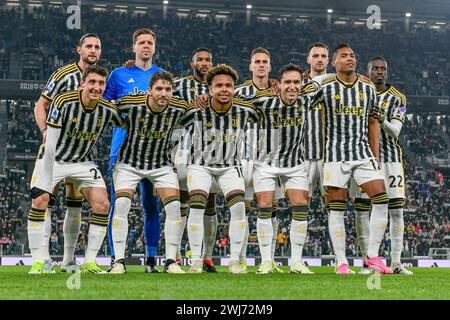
81, 55, 98, 65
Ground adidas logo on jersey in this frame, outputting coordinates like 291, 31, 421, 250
127, 78, 135, 83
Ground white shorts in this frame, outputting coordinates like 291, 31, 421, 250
113, 162, 179, 191
30, 145, 84, 196
186, 164, 245, 196
242, 159, 255, 201
304, 159, 324, 196
350, 162, 405, 199
323, 158, 384, 189
174, 146, 220, 194
253, 163, 308, 194
31, 159, 106, 192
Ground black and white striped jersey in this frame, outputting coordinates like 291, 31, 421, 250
178, 98, 260, 168
234, 79, 272, 161
314, 75, 380, 163
46, 90, 122, 163
379, 85, 407, 163
173, 75, 208, 104
252, 86, 316, 168
117, 95, 190, 170
302, 74, 324, 161
172, 75, 208, 158
41, 63, 82, 101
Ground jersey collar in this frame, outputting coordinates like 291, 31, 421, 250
79, 89, 99, 113
336, 75, 359, 88
209, 97, 233, 116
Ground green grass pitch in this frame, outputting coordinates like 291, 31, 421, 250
1, 266, 449, 300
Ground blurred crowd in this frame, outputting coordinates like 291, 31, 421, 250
0, 6, 449, 96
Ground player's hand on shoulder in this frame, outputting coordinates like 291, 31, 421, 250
122, 60, 135, 68
195, 94, 209, 110
269, 79, 280, 94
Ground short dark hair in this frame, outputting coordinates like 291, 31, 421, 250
308, 42, 329, 53
192, 47, 212, 58
78, 33, 101, 47
277, 64, 303, 81
132, 28, 156, 44
251, 47, 270, 59
82, 65, 108, 81
332, 43, 352, 60
206, 64, 239, 86
367, 56, 387, 69
149, 71, 174, 88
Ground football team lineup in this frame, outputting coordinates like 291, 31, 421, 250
25, 25, 416, 279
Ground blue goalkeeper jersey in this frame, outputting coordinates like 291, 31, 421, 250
104, 64, 165, 158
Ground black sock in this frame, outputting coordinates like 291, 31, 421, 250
165, 259, 175, 266
146, 257, 156, 266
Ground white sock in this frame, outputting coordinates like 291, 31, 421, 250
368, 201, 388, 258
177, 215, 187, 259
177, 202, 189, 259
28, 208, 46, 263
290, 220, 307, 264
187, 208, 204, 261
257, 216, 273, 263
329, 210, 348, 266
164, 199, 183, 261
355, 210, 370, 258
228, 200, 246, 261
271, 217, 278, 260
85, 224, 106, 263
202, 213, 218, 260
389, 208, 404, 264
62, 206, 82, 266
112, 196, 131, 261
239, 216, 249, 263
42, 209, 51, 261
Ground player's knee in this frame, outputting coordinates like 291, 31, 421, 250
257, 207, 272, 219
370, 192, 389, 205
31, 192, 50, 209
189, 192, 208, 211
292, 204, 309, 221
91, 199, 110, 214
388, 198, 405, 210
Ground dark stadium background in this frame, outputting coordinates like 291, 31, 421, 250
0, 0, 448, 266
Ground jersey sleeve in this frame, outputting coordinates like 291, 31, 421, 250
45, 100, 64, 128
172, 78, 183, 99
103, 69, 118, 102
111, 108, 124, 128
247, 105, 261, 124
41, 70, 68, 101
390, 95, 407, 123
178, 107, 196, 127
368, 87, 380, 118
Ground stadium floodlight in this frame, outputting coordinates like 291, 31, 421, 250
246, 4, 252, 9
327, 9, 333, 13
405, 12, 411, 17
163, 0, 169, 4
